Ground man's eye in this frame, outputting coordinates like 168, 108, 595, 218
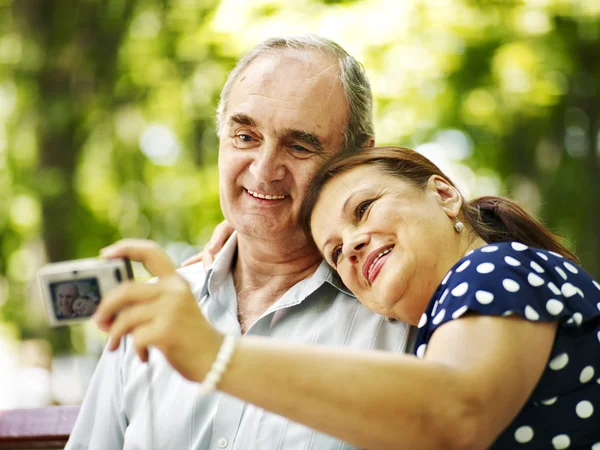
331, 245, 342, 265
236, 134, 253, 142
291, 144, 311, 153
355, 200, 373, 220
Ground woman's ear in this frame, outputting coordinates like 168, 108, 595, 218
428, 175, 463, 218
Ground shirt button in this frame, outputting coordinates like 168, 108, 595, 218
217, 438, 228, 448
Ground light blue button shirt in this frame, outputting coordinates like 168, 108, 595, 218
66, 235, 412, 450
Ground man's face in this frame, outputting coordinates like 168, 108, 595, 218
218, 50, 349, 243
57, 284, 77, 316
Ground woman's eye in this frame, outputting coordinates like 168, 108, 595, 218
355, 200, 373, 219
331, 245, 342, 265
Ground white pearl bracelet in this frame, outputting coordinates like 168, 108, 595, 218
198, 334, 238, 396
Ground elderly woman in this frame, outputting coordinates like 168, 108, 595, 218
95, 147, 599, 450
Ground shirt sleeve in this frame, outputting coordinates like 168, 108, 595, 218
64, 333, 128, 449
417, 242, 600, 344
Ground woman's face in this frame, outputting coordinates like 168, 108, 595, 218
73, 297, 97, 317
310, 165, 464, 325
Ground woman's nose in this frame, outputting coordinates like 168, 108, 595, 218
343, 233, 370, 264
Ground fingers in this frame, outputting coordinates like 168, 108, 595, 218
181, 220, 233, 267
94, 281, 160, 330
181, 251, 205, 267
105, 301, 158, 353
213, 220, 234, 251
101, 239, 176, 277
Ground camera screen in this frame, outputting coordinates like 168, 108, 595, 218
50, 278, 102, 320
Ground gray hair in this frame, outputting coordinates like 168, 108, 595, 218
216, 35, 374, 154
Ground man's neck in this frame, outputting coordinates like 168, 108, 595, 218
232, 233, 323, 332
233, 233, 323, 293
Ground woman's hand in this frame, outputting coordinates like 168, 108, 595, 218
181, 220, 234, 267
93, 239, 223, 382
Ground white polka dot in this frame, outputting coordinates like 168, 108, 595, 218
592, 442, 600, 450
416, 344, 427, 358
555, 266, 568, 280
476, 263, 495, 274
465, 249, 474, 256
452, 305, 468, 319
594, 280, 600, 291
541, 397, 557, 405
549, 353, 569, 370
546, 299, 564, 315
502, 310, 514, 316
552, 434, 570, 449
441, 270, 452, 285
549, 251, 563, 258
525, 305, 540, 321
528, 273, 545, 287
503, 278, 520, 292
580, 366, 595, 383
512, 242, 528, 251
439, 289, 449, 304
456, 260, 471, 272
431, 301, 439, 317
597, 330, 600, 343
572, 312, 583, 326
481, 245, 499, 253
432, 309, 446, 325
566, 317, 575, 325
418, 313, 428, 328
451, 282, 469, 297
475, 290, 494, 305
547, 282, 561, 296
576, 400, 594, 418
597, 302, 600, 313
561, 283, 577, 298
575, 287, 584, 298
563, 261, 578, 274
530, 261, 545, 273
537, 252, 549, 261
504, 256, 521, 266
514, 426, 534, 443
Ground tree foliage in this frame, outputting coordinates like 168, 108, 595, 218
0, 0, 598, 353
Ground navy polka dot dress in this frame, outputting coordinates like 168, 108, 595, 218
414, 242, 600, 449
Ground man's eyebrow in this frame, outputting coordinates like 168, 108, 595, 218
227, 113, 258, 128
283, 128, 325, 152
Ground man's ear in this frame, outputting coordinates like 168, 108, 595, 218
428, 175, 463, 218
365, 137, 375, 149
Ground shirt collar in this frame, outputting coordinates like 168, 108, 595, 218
199, 232, 354, 305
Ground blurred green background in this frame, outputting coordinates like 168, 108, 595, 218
0, 0, 599, 406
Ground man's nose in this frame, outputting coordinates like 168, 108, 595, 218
343, 232, 370, 265
249, 142, 286, 182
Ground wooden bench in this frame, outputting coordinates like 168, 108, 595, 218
0, 407, 79, 449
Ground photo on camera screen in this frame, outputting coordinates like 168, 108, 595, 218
50, 278, 102, 320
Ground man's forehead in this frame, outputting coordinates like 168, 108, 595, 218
226, 52, 348, 131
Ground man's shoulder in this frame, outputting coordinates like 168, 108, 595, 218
177, 261, 209, 288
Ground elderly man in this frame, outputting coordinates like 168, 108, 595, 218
55, 282, 78, 319
66, 36, 410, 450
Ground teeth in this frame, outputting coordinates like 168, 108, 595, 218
247, 190, 286, 200
368, 248, 392, 277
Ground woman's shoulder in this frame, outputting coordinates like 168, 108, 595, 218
445, 241, 596, 295
424, 241, 600, 331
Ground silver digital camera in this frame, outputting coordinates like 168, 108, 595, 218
37, 258, 133, 326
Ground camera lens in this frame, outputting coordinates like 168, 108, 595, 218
114, 269, 122, 282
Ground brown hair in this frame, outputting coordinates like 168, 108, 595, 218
302, 146, 579, 263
